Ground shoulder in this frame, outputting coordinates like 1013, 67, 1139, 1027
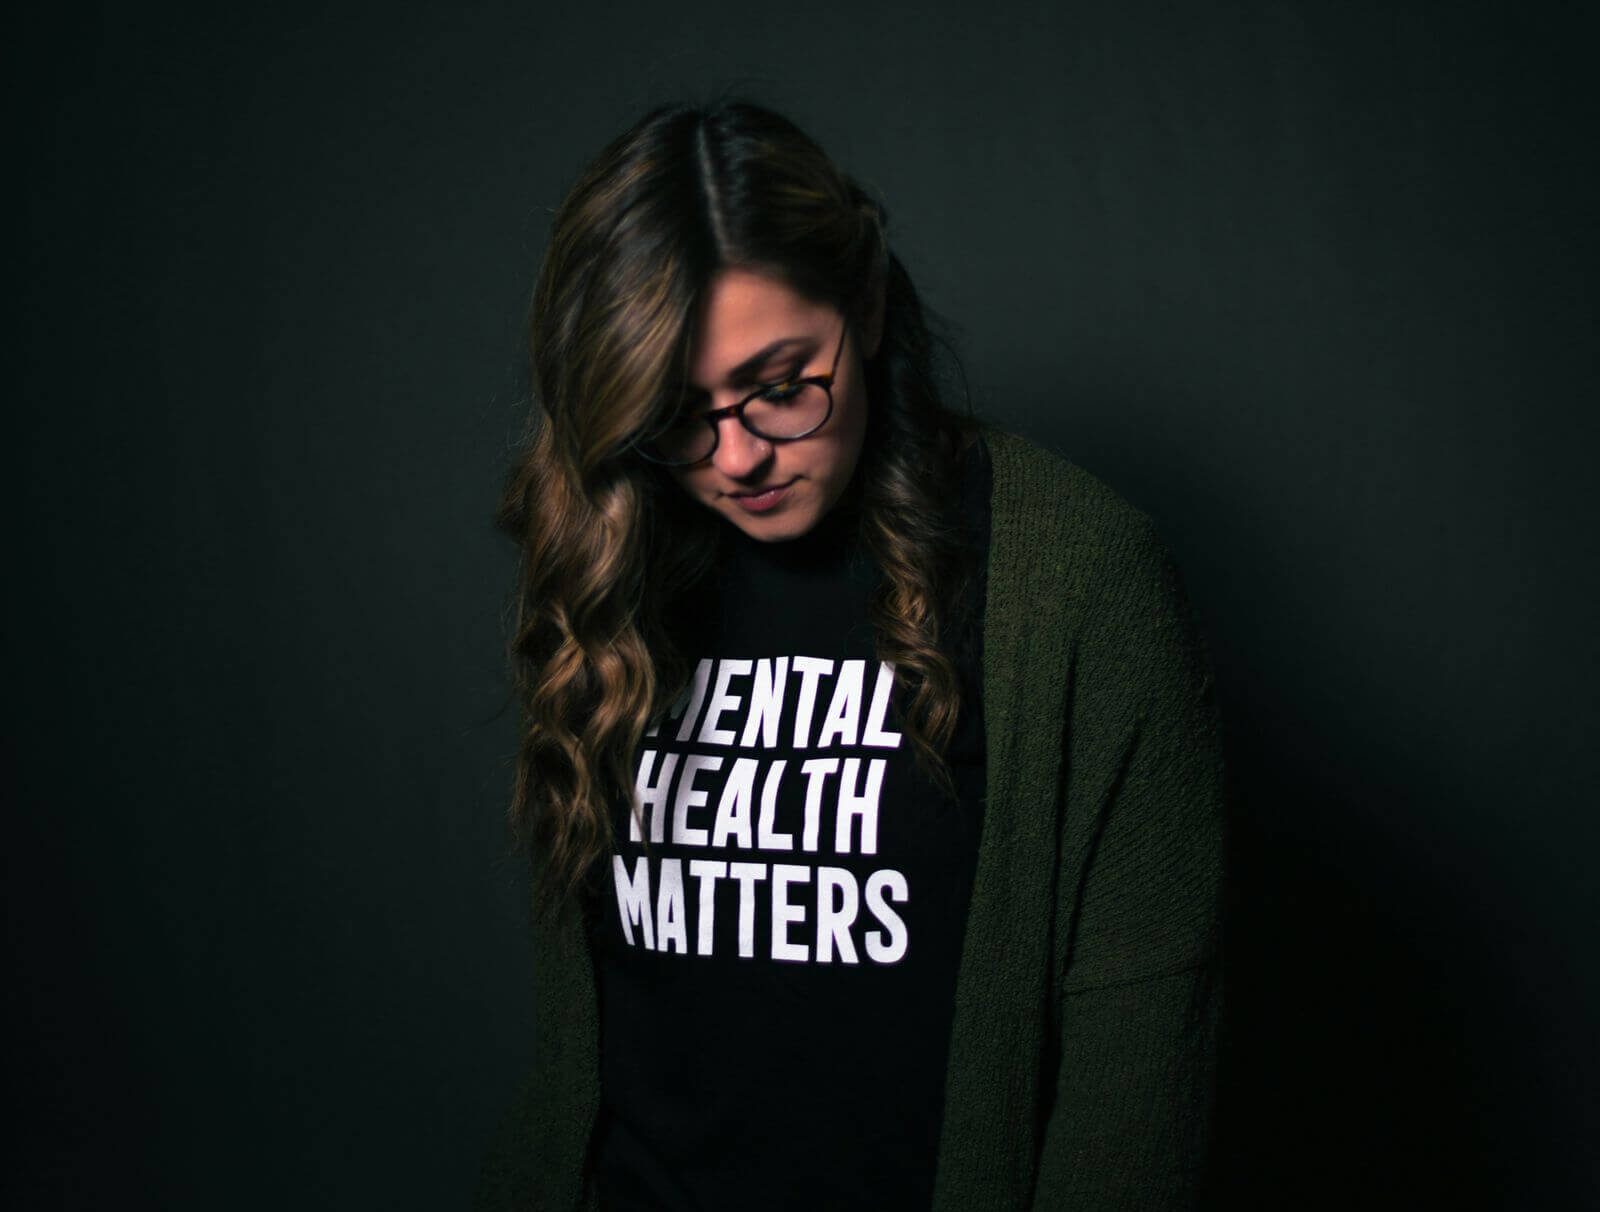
979, 425, 1217, 735
978, 425, 1167, 605
982, 427, 1154, 540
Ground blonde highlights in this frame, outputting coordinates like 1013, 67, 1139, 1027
499, 101, 979, 921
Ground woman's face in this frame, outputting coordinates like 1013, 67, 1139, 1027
666, 267, 876, 542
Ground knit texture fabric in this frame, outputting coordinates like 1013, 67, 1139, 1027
476, 428, 1226, 1211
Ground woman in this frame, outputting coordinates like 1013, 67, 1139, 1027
479, 100, 1225, 1211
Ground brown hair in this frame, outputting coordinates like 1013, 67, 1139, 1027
497, 100, 980, 920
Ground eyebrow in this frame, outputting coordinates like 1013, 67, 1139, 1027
698, 336, 814, 392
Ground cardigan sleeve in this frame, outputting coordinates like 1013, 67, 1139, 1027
474, 872, 602, 1212
1031, 511, 1226, 1209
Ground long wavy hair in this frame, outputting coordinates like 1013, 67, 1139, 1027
498, 100, 981, 921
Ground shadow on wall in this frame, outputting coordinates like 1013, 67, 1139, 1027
1212, 705, 1512, 1210
1174, 463, 1581, 1209
996, 392, 1578, 1209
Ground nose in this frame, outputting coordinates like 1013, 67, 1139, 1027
710, 415, 773, 481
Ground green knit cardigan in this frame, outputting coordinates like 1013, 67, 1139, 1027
478, 429, 1226, 1210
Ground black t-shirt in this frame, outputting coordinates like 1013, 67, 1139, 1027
586, 438, 992, 1211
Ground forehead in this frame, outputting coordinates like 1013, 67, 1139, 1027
689, 268, 833, 388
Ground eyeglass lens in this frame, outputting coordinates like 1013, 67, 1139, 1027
647, 381, 832, 465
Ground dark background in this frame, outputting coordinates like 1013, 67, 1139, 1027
11, 1, 1595, 1207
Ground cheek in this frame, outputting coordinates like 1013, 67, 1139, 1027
834, 389, 870, 470
669, 467, 708, 498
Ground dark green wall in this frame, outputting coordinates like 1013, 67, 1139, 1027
12, 1, 1595, 1206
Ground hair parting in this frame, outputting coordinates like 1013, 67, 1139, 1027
499, 99, 981, 922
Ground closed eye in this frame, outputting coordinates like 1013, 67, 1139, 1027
756, 379, 807, 404
678, 362, 811, 417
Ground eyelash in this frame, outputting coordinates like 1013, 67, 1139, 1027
762, 363, 807, 388
681, 362, 808, 414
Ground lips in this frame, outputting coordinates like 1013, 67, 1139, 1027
727, 478, 796, 514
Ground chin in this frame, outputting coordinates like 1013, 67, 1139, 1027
716, 500, 821, 542
720, 495, 832, 543
708, 480, 829, 540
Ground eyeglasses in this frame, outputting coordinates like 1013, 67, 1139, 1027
636, 321, 849, 467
